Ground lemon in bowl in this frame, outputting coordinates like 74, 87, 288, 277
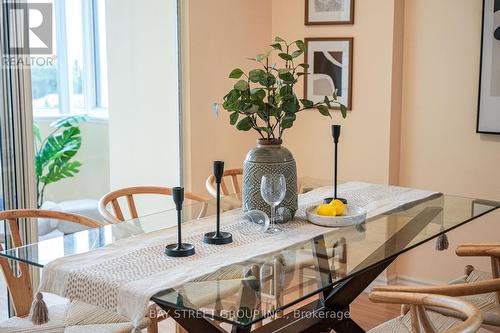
329, 199, 345, 216
316, 204, 337, 216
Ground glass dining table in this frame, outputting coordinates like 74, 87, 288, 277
1, 178, 499, 333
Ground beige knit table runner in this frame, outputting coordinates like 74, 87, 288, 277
39, 181, 437, 328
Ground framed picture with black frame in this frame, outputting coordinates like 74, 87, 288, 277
477, 0, 500, 134
305, 0, 354, 25
304, 37, 353, 110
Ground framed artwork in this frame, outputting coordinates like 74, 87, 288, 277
304, 38, 353, 110
477, 0, 500, 134
305, 0, 354, 25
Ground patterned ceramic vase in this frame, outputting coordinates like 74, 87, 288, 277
242, 139, 298, 219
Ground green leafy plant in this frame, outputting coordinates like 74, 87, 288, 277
34, 115, 87, 207
221, 37, 347, 140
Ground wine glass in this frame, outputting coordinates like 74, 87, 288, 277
260, 174, 286, 234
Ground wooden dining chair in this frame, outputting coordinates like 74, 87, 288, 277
0, 209, 151, 332
431, 243, 500, 327
205, 168, 243, 211
98, 186, 211, 224
370, 277, 500, 333
205, 168, 243, 198
368, 291, 484, 333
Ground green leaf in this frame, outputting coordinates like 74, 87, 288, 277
249, 69, 266, 83
317, 105, 332, 118
340, 104, 348, 118
280, 113, 296, 129
324, 96, 332, 108
300, 99, 314, 108
257, 108, 268, 121
291, 50, 303, 58
278, 53, 293, 61
41, 161, 82, 185
234, 80, 249, 91
50, 115, 87, 129
229, 68, 244, 79
275, 36, 285, 42
38, 127, 82, 168
278, 72, 295, 83
277, 68, 293, 75
297, 63, 310, 69
282, 100, 297, 114
256, 52, 270, 62
33, 122, 42, 143
230, 112, 239, 125
224, 89, 241, 104
295, 40, 306, 52
236, 117, 253, 131
259, 73, 276, 87
270, 43, 282, 51
245, 104, 259, 114
250, 88, 266, 102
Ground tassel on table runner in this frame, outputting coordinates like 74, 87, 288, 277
435, 228, 449, 251
29, 292, 49, 325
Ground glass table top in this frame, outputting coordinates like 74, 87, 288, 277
1, 179, 499, 327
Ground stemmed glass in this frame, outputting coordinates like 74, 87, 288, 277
260, 174, 286, 234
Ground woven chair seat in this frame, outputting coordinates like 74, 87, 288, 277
429, 269, 500, 327
0, 299, 150, 333
368, 309, 493, 333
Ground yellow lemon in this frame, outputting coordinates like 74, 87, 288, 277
329, 199, 345, 216
316, 204, 337, 216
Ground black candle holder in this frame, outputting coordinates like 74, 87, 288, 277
324, 125, 347, 205
165, 187, 195, 257
204, 161, 233, 245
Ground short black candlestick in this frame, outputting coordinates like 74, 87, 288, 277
204, 161, 233, 245
324, 125, 347, 205
165, 187, 195, 257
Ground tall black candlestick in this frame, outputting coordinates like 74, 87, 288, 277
165, 187, 195, 257
204, 161, 233, 245
324, 125, 347, 205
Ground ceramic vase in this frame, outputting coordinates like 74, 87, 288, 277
242, 139, 298, 219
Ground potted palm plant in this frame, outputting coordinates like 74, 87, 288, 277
221, 37, 347, 218
34, 115, 87, 208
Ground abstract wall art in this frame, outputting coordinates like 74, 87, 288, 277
305, 0, 354, 25
304, 38, 353, 110
477, 0, 500, 134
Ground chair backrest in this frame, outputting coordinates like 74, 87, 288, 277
369, 291, 482, 333
205, 168, 243, 198
455, 243, 500, 310
98, 186, 210, 224
0, 209, 101, 317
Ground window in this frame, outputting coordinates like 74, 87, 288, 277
31, 0, 108, 118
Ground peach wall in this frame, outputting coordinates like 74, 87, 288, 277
182, 0, 272, 195
395, 0, 500, 283
271, 0, 401, 185
399, 0, 500, 200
